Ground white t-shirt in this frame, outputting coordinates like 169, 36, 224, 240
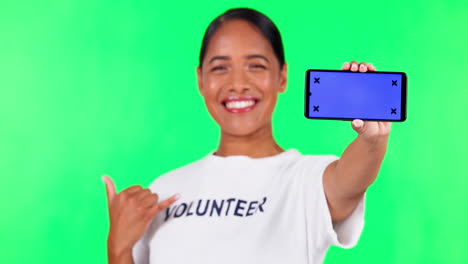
132, 148, 365, 264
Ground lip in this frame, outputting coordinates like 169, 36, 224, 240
221, 96, 260, 104
221, 96, 260, 113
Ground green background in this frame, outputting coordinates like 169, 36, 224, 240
1, 0, 467, 263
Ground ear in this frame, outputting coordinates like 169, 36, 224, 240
196, 66, 204, 97
278, 62, 288, 93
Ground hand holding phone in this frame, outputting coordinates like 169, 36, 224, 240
304, 66, 407, 122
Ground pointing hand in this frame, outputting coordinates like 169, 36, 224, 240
102, 175, 180, 258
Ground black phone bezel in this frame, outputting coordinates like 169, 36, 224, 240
304, 69, 407, 122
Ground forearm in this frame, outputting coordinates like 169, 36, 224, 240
108, 249, 134, 264
334, 134, 389, 199
107, 239, 135, 264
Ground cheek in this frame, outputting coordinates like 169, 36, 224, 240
256, 70, 278, 89
257, 74, 278, 101
202, 79, 223, 115
202, 75, 221, 99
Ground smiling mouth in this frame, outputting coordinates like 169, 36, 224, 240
222, 99, 259, 113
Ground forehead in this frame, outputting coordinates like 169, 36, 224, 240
205, 19, 275, 58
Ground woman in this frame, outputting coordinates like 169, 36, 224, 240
103, 7, 390, 264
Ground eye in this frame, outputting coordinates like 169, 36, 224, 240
211, 66, 227, 72
250, 64, 266, 69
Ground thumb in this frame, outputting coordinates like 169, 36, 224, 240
351, 119, 366, 134
102, 175, 117, 206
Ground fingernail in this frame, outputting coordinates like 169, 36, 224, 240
353, 119, 363, 128
174, 193, 181, 200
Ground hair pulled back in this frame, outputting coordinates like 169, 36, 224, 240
199, 8, 285, 69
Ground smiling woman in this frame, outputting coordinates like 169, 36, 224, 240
103, 7, 391, 264
196, 15, 287, 154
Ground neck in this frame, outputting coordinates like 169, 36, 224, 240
214, 123, 284, 158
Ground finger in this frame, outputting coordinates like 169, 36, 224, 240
368, 63, 376, 71
342, 62, 350, 71
102, 175, 116, 204
140, 193, 159, 208
148, 193, 180, 217
351, 119, 365, 134
120, 185, 143, 195
359, 62, 368, 72
133, 188, 152, 201
350, 60, 359, 72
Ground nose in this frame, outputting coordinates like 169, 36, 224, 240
227, 67, 251, 93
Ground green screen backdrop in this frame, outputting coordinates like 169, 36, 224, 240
1, 0, 467, 263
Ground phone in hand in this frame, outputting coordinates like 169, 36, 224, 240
304, 69, 407, 122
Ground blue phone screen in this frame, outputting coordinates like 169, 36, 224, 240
307, 70, 405, 121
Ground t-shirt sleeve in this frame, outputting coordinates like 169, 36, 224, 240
302, 155, 366, 250
132, 232, 149, 264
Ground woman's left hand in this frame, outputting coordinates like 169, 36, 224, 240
342, 61, 391, 144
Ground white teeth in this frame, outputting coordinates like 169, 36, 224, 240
225, 100, 256, 109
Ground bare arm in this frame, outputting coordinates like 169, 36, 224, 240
324, 131, 388, 222
107, 246, 134, 264
323, 61, 391, 222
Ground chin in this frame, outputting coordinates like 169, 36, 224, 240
220, 123, 266, 137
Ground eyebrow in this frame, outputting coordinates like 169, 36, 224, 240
208, 54, 270, 64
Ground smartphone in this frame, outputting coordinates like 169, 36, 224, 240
304, 69, 407, 122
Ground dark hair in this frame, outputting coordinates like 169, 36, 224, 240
199, 7, 285, 69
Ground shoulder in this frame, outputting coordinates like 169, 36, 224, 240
147, 155, 207, 192
275, 149, 340, 183
149, 161, 201, 190
294, 151, 340, 170
290, 152, 341, 189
